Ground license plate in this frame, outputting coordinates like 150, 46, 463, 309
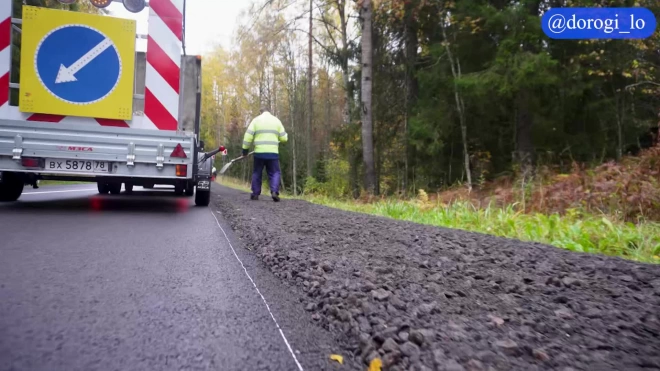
45, 159, 109, 173
197, 180, 210, 190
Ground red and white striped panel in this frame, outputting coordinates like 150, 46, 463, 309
143, 0, 182, 131
0, 0, 11, 116
0, 0, 183, 131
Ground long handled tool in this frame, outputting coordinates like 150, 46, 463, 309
219, 152, 254, 175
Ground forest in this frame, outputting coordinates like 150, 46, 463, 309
201, 0, 659, 203
11, 0, 660, 205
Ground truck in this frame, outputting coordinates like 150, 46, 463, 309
0, 0, 222, 206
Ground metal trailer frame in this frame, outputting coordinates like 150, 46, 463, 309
0, 0, 205, 198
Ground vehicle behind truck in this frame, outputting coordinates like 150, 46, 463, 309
0, 1, 221, 206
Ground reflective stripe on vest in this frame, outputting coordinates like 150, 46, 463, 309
242, 112, 286, 154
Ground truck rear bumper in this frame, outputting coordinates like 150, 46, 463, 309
0, 157, 188, 179
0, 119, 195, 180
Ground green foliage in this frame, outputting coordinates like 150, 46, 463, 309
395, 0, 660, 192
206, 0, 660, 201
313, 152, 328, 183
306, 196, 660, 264
302, 158, 350, 198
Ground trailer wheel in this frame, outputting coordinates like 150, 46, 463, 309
97, 182, 109, 194
0, 172, 24, 202
185, 181, 194, 197
125, 183, 133, 193
108, 183, 122, 195
195, 190, 210, 206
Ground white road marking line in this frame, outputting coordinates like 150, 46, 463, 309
22, 189, 96, 195
210, 209, 304, 371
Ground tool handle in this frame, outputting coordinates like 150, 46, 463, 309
237, 151, 255, 160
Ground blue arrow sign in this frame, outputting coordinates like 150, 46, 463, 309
35, 25, 121, 105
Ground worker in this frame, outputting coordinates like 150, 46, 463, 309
242, 104, 288, 202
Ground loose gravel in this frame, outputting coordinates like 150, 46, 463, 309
212, 185, 660, 371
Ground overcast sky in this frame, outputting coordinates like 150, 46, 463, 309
107, 0, 249, 54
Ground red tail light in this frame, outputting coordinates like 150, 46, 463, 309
22, 158, 40, 168
176, 164, 187, 177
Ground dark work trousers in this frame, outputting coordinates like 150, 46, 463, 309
251, 157, 281, 196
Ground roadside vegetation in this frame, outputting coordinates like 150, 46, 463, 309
217, 144, 660, 264
204, 0, 660, 264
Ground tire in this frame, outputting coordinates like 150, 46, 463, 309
185, 182, 194, 197
195, 190, 210, 206
108, 183, 122, 195
0, 172, 24, 202
125, 183, 134, 193
97, 182, 109, 194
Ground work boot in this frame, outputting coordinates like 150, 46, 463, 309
250, 194, 259, 201
271, 192, 280, 202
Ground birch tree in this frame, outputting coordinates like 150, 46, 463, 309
358, 0, 376, 194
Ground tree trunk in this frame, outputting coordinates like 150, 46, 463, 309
448, 136, 454, 186
272, 67, 277, 117
403, 80, 409, 195
350, 147, 360, 198
403, 6, 419, 194
360, 0, 376, 195
325, 69, 331, 156
656, 111, 660, 147
306, 0, 314, 178
442, 25, 472, 191
342, 6, 359, 197
515, 91, 534, 179
290, 92, 298, 196
337, 0, 351, 127
615, 94, 624, 160
290, 45, 298, 196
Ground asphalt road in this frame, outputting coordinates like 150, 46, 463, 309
0, 184, 350, 371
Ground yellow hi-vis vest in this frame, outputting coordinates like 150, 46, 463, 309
242, 111, 288, 154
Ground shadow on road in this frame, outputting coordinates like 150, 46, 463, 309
1, 189, 195, 214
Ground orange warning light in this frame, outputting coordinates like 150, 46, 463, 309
89, 0, 112, 8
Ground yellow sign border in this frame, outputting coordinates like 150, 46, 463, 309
19, 6, 136, 120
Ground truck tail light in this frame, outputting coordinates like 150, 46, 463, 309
176, 165, 187, 177
22, 158, 41, 168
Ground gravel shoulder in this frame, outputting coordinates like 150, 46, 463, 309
212, 185, 660, 371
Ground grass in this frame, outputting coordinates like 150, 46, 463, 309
216, 176, 252, 192
307, 196, 660, 264
216, 176, 660, 264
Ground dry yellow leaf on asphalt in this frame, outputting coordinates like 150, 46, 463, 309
368, 358, 382, 371
330, 354, 343, 365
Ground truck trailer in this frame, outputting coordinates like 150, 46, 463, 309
0, 0, 221, 206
